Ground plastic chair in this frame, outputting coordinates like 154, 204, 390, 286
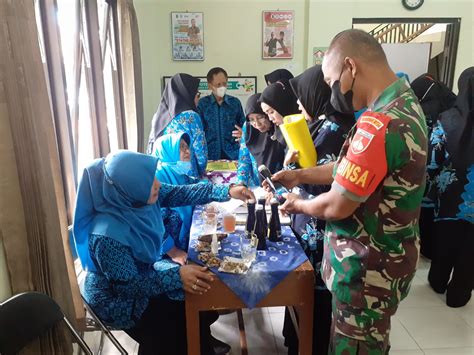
0, 291, 92, 355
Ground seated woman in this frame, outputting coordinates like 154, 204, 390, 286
279, 65, 355, 355
264, 68, 294, 86
154, 132, 196, 265
147, 73, 207, 177
73, 150, 253, 355
236, 93, 286, 187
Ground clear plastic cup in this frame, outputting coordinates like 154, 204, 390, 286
222, 213, 236, 233
240, 234, 257, 262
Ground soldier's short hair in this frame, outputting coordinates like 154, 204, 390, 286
327, 29, 388, 64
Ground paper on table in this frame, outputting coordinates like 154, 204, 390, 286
209, 199, 244, 214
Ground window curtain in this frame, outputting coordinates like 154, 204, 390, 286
116, 0, 145, 152
0, 0, 81, 352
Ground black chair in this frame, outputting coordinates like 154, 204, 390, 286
69, 227, 128, 355
0, 291, 92, 355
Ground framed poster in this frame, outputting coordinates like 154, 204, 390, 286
262, 10, 294, 59
312, 47, 328, 65
171, 12, 204, 61
162, 76, 257, 107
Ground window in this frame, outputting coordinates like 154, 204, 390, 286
35, 0, 129, 222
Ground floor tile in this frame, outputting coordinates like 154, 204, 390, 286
210, 312, 241, 355
454, 301, 474, 329
242, 310, 279, 355
268, 312, 286, 354
267, 306, 285, 314
397, 306, 474, 349
389, 351, 424, 355
423, 347, 474, 355
390, 317, 421, 351
399, 283, 446, 308
101, 331, 137, 354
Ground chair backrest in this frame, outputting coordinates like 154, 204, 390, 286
0, 292, 65, 354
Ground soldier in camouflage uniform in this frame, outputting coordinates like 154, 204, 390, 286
275, 29, 427, 354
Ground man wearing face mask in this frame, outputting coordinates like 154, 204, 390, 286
274, 29, 428, 354
198, 67, 246, 161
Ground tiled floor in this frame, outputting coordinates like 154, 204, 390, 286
82, 257, 473, 354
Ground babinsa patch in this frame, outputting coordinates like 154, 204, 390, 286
350, 128, 374, 155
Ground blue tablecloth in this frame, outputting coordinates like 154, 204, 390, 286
188, 206, 309, 308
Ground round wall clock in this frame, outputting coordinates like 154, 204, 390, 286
402, 0, 424, 11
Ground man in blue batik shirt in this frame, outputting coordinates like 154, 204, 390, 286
198, 67, 246, 160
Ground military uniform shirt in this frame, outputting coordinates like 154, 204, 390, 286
322, 77, 428, 311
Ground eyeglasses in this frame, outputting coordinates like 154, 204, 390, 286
248, 115, 268, 125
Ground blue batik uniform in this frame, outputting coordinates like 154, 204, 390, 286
83, 182, 230, 329
236, 124, 260, 187
198, 94, 245, 160
161, 110, 208, 177
428, 121, 474, 222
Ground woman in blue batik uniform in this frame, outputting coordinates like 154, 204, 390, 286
73, 150, 254, 354
427, 67, 474, 308
411, 73, 457, 259
281, 65, 355, 355
147, 73, 208, 177
154, 132, 197, 265
236, 93, 286, 187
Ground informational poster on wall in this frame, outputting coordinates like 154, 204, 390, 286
163, 76, 257, 107
171, 12, 204, 61
262, 10, 294, 59
312, 47, 328, 65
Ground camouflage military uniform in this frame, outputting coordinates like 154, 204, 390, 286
322, 77, 428, 354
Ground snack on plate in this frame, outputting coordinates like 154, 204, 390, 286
198, 233, 227, 243
218, 257, 250, 274
195, 241, 211, 252
198, 252, 222, 268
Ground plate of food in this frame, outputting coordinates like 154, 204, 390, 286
198, 233, 228, 243
198, 252, 222, 268
218, 256, 251, 274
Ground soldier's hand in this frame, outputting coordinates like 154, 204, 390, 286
272, 170, 299, 190
279, 192, 302, 215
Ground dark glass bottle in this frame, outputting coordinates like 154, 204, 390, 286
257, 198, 268, 235
254, 205, 267, 250
268, 198, 282, 242
245, 199, 256, 238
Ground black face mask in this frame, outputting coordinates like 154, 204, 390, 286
330, 66, 356, 114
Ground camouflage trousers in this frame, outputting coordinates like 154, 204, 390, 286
329, 298, 396, 355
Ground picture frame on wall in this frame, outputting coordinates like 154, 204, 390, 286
262, 10, 294, 59
171, 12, 204, 61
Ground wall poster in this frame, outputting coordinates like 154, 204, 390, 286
262, 10, 294, 59
171, 12, 204, 61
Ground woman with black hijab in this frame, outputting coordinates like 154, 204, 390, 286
236, 93, 286, 186
147, 73, 207, 177
427, 67, 474, 308
260, 80, 299, 127
264, 68, 294, 86
281, 65, 355, 355
411, 73, 457, 131
411, 74, 457, 259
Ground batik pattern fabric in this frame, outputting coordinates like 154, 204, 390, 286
296, 117, 352, 291
236, 124, 260, 187
162, 110, 208, 177
323, 78, 428, 344
83, 182, 230, 329
197, 94, 246, 160
427, 121, 474, 223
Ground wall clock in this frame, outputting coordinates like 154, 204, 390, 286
402, 0, 424, 11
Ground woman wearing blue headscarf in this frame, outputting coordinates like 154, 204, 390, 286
154, 132, 196, 265
73, 150, 253, 354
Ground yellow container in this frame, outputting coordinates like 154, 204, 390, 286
279, 114, 317, 168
